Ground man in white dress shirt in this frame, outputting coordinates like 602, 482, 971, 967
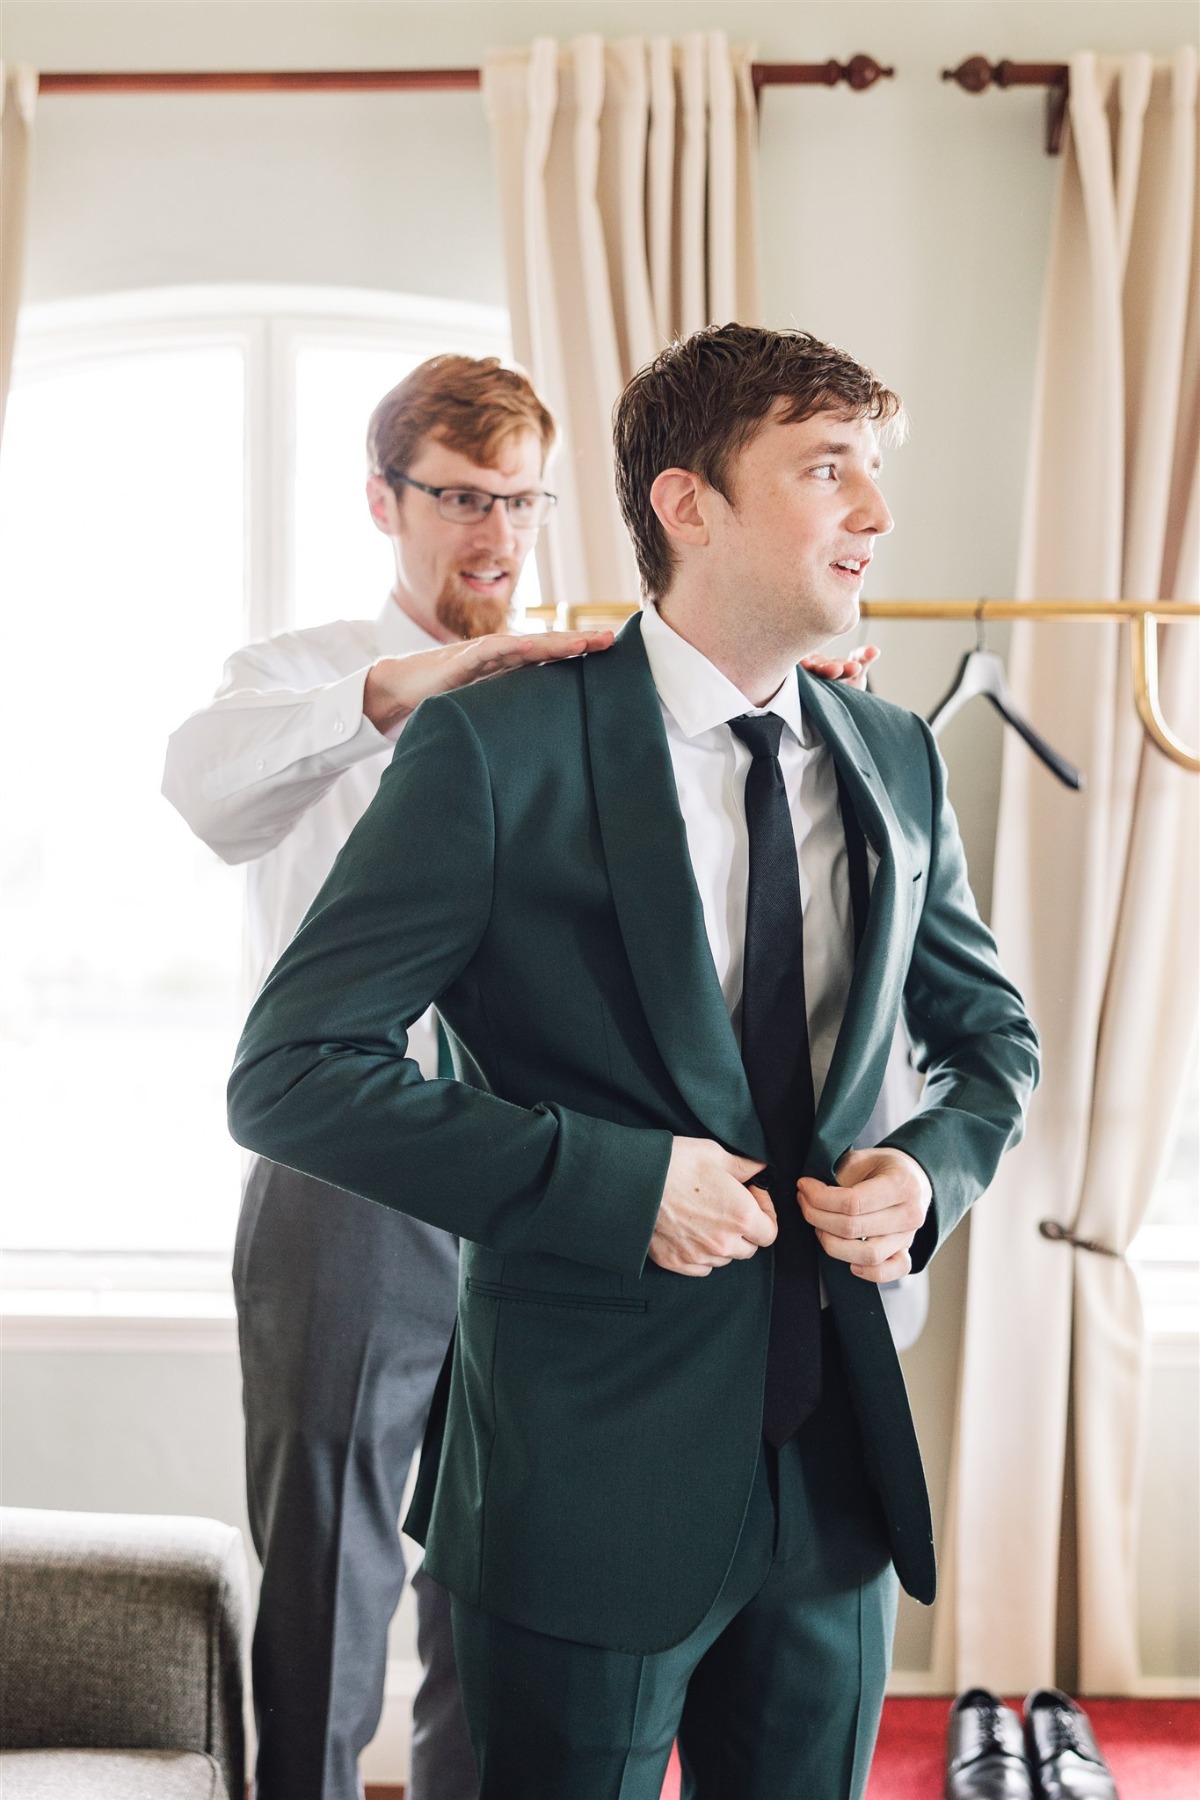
163, 355, 619, 1800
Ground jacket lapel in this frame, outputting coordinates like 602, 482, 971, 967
581, 616, 767, 1161
794, 669, 915, 1176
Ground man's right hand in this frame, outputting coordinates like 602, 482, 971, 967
648, 1139, 776, 1277
363, 630, 615, 734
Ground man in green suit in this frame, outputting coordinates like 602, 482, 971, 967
229, 324, 1039, 1799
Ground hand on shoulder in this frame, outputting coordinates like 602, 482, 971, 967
363, 629, 615, 733
799, 644, 881, 691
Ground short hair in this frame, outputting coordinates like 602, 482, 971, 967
612, 323, 905, 599
367, 354, 556, 485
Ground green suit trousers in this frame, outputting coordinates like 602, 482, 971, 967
450, 1320, 899, 1800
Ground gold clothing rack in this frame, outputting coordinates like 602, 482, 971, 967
520, 600, 1200, 773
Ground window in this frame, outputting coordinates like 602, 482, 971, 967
0, 287, 521, 1287
1, 335, 247, 1256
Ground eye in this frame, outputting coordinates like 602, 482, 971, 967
507, 494, 538, 516
810, 463, 837, 481
445, 489, 487, 513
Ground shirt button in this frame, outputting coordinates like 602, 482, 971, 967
255, 759, 264, 771
333, 720, 345, 734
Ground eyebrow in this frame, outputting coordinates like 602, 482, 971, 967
808, 440, 884, 470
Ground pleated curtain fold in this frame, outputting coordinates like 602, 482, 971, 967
940, 46, 1199, 1696
0, 65, 37, 446
483, 34, 761, 607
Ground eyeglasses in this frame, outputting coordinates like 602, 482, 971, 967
388, 471, 557, 529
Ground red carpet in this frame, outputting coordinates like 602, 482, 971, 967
659, 1697, 1200, 1799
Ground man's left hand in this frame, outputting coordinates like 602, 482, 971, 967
799, 644, 880, 691
797, 1147, 932, 1283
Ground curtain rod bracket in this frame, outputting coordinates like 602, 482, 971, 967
941, 56, 1070, 155
1045, 82, 1069, 156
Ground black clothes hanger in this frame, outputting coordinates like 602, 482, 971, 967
927, 609, 1085, 790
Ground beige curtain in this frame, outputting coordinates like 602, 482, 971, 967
483, 34, 761, 606
942, 47, 1199, 1695
0, 65, 37, 445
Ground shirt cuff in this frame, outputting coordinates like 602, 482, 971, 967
201, 667, 394, 804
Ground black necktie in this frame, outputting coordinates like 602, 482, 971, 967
729, 713, 822, 1446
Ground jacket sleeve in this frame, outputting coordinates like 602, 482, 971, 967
227, 694, 672, 1278
162, 642, 395, 863
878, 719, 1041, 1268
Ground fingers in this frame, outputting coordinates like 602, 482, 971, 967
736, 1189, 778, 1248
796, 1148, 930, 1281
492, 629, 614, 664
726, 1152, 768, 1185
687, 1195, 775, 1262
851, 1246, 913, 1284
649, 1141, 777, 1279
525, 628, 615, 660
798, 1173, 893, 1233
798, 644, 881, 691
800, 1195, 923, 1249
746, 1183, 777, 1223
799, 1150, 932, 1241
814, 1224, 913, 1274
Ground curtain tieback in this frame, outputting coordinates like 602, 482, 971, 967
1038, 1219, 1124, 1260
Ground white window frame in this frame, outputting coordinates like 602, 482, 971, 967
1, 284, 511, 1337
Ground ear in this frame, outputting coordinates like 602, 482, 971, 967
366, 474, 401, 538
649, 467, 714, 551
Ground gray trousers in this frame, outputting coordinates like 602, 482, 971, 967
233, 1156, 477, 1800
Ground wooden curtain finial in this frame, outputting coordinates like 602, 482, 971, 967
941, 56, 1071, 155
752, 55, 894, 101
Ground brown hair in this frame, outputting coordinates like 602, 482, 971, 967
613, 323, 905, 599
367, 354, 556, 485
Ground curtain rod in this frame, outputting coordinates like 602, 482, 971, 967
942, 57, 1070, 154
526, 600, 1200, 772
35, 56, 896, 99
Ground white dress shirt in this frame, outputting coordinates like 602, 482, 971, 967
163, 596, 440, 1071
639, 601, 860, 1108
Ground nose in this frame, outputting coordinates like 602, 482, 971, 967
476, 498, 518, 555
850, 471, 893, 538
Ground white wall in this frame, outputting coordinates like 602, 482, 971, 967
3, 0, 1197, 1766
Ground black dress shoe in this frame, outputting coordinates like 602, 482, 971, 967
945, 1688, 1035, 1798
1024, 1689, 1118, 1799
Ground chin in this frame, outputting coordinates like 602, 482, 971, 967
826, 590, 861, 639
435, 587, 512, 641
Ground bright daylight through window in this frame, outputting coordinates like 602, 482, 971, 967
0, 291, 528, 1270
0, 344, 247, 1253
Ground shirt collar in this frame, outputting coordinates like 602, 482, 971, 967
639, 601, 815, 749
374, 593, 442, 654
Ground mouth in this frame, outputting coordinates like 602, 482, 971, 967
830, 555, 871, 583
458, 567, 514, 596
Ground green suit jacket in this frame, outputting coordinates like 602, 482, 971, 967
228, 613, 1039, 1654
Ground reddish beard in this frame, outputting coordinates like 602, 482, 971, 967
434, 573, 514, 641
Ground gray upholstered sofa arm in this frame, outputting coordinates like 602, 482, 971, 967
0, 1508, 247, 1800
